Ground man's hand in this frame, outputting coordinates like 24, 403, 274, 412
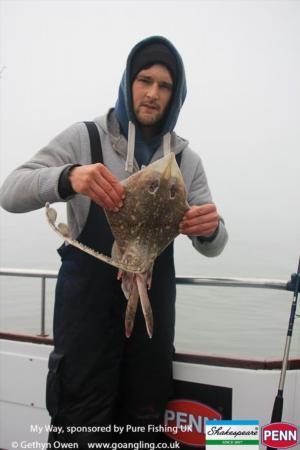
179, 204, 219, 237
69, 164, 125, 211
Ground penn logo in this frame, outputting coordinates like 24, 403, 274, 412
164, 399, 222, 446
262, 422, 299, 449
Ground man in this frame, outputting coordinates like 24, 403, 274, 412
0, 36, 228, 446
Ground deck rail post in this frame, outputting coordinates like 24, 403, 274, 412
38, 276, 48, 337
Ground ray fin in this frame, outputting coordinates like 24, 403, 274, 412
45, 203, 145, 273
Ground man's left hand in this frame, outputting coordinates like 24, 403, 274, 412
179, 204, 219, 237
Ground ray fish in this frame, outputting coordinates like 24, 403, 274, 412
46, 153, 189, 338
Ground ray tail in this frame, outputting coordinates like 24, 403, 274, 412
136, 273, 154, 339
124, 277, 139, 338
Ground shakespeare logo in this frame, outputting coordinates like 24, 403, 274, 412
206, 420, 259, 448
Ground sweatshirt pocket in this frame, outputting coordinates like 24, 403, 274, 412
46, 350, 64, 418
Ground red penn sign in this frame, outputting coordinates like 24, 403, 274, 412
262, 423, 299, 449
164, 399, 222, 447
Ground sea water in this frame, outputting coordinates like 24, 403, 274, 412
0, 209, 299, 361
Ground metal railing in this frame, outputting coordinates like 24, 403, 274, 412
0, 268, 57, 337
0, 267, 291, 338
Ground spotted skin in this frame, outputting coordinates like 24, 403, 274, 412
46, 153, 189, 338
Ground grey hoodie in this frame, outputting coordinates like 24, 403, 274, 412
0, 109, 228, 257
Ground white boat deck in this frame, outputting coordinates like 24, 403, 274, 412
0, 335, 299, 449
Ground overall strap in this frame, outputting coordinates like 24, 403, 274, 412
84, 122, 104, 164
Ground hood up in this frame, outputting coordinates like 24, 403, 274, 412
115, 36, 187, 172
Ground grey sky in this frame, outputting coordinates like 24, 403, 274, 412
0, 0, 299, 278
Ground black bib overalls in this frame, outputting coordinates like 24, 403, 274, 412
47, 123, 180, 446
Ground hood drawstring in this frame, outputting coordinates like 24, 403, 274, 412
125, 121, 136, 173
163, 133, 171, 156
125, 124, 172, 174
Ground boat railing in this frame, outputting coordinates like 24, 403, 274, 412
1, 267, 296, 338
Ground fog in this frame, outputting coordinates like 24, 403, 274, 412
0, 0, 299, 279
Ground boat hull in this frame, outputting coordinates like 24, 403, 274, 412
0, 337, 299, 449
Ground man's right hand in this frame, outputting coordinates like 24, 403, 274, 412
69, 163, 125, 211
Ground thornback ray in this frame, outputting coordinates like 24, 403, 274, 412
45, 153, 189, 338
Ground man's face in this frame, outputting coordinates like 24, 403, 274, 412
132, 64, 173, 126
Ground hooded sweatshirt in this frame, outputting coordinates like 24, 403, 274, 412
0, 36, 228, 257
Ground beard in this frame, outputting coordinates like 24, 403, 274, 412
134, 104, 164, 126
